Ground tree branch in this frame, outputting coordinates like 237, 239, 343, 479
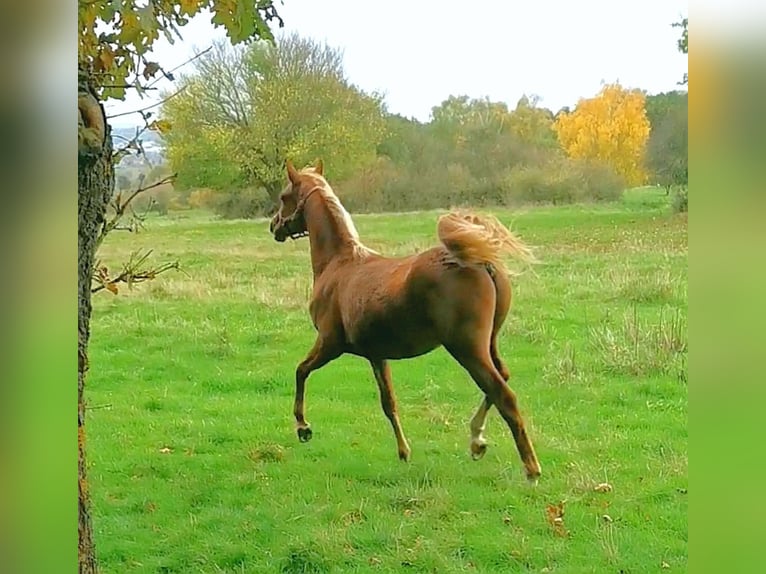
97, 174, 176, 250
145, 46, 213, 89
92, 250, 180, 294
106, 86, 187, 120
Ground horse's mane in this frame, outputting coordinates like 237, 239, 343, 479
301, 169, 378, 257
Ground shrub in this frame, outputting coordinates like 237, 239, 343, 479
503, 159, 624, 206
673, 186, 688, 213
213, 188, 273, 219
339, 159, 515, 213
575, 160, 626, 202
188, 188, 218, 210
503, 164, 573, 205
334, 154, 624, 213
150, 184, 187, 214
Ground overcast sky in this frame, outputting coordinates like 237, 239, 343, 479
104, 0, 690, 127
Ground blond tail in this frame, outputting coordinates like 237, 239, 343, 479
437, 211, 538, 275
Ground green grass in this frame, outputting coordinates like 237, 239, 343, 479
88, 187, 687, 573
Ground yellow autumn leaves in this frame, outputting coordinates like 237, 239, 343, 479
554, 83, 652, 186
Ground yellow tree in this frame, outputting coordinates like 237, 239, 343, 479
554, 83, 650, 186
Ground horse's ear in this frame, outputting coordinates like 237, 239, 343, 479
314, 158, 323, 176
286, 160, 299, 184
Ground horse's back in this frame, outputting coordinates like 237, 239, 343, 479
330, 247, 499, 359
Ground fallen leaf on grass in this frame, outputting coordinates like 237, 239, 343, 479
159, 447, 172, 454
545, 501, 568, 537
594, 482, 613, 493
661, 561, 670, 569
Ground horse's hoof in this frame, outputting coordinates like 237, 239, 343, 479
297, 427, 313, 442
398, 450, 411, 462
526, 467, 541, 484
470, 441, 487, 460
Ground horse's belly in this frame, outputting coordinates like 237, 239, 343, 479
346, 316, 440, 360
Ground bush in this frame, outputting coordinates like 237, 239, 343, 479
334, 155, 624, 214
338, 159, 511, 213
150, 186, 173, 215
575, 160, 626, 202
673, 186, 688, 213
188, 188, 218, 210
503, 159, 624, 206
503, 164, 572, 205
213, 188, 273, 219
121, 182, 181, 215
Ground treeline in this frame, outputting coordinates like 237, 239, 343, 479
158, 33, 687, 218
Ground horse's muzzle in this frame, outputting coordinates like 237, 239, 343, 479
270, 215, 288, 242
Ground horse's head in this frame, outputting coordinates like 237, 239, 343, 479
269, 159, 326, 242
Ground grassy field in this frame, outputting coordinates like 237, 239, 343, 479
88, 188, 687, 573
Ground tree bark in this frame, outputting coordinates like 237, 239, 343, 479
78, 68, 113, 574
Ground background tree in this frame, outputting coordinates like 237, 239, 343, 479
162, 33, 388, 211
376, 114, 428, 167
78, 2, 283, 571
554, 83, 651, 186
645, 91, 688, 190
506, 95, 558, 151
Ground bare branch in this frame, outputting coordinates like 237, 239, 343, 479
97, 174, 176, 249
106, 86, 187, 120
145, 46, 213, 89
91, 250, 180, 294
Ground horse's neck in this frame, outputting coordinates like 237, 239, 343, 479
305, 194, 366, 278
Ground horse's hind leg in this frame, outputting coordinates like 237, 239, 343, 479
370, 359, 411, 461
449, 345, 541, 481
470, 277, 511, 460
490, 337, 510, 381
490, 266, 512, 382
294, 336, 341, 442
469, 396, 492, 460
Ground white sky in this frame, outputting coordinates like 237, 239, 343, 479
104, 0, 690, 127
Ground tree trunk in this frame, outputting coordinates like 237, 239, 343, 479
78, 69, 114, 574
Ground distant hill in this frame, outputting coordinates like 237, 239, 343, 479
112, 125, 167, 176
112, 125, 165, 148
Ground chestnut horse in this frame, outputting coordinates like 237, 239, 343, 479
269, 160, 542, 481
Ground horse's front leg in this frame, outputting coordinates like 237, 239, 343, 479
294, 337, 341, 442
370, 359, 411, 461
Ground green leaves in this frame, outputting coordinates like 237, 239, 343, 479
79, 0, 283, 100
672, 17, 688, 85
673, 17, 688, 55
